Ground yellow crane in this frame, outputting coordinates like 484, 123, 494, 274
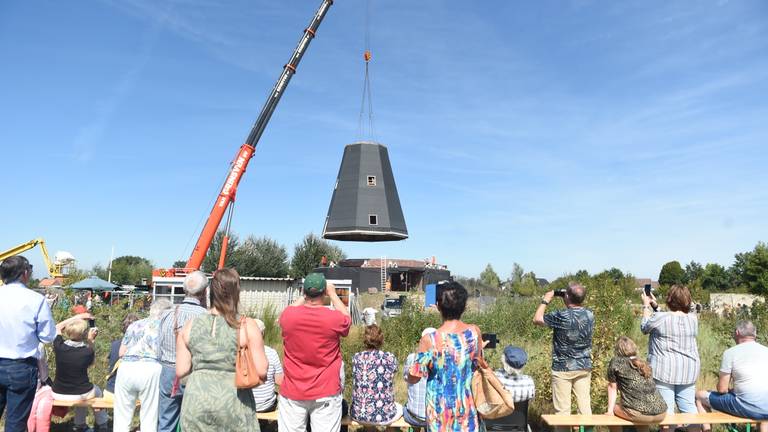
0, 238, 73, 279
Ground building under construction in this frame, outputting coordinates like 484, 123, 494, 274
315, 258, 450, 293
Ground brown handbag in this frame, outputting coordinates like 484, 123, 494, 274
235, 316, 261, 389
431, 329, 515, 419
472, 355, 516, 419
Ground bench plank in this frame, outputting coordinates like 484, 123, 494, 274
542, 412, 756, 427
52, 399, 114, 409
256, 412, 413, 430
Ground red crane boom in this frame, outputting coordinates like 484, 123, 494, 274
168, 0, 334, 274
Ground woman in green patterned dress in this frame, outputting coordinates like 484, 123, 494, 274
176, 268, 268, 432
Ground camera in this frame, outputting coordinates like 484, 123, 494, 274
88, 319, 96, 328
644, 284, 652, 297
481, 333, 499, 349
554, 289, 567, 298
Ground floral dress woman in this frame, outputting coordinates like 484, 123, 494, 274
408, 329, 480, 432
350, 349, 402, 424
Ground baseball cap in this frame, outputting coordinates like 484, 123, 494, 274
503, 345, 528, 369
303, 273, 326, 297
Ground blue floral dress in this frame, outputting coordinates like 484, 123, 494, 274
350, 349, 400, 424
408, 329, 480, 432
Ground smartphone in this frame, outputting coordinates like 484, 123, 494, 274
481, 333, 498, 349
88, 318, 96, 328
554, 289, 567, 298
644, 284, 652, 297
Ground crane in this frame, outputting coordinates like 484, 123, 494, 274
152, 0, 334, 282
0, 238, 74, 280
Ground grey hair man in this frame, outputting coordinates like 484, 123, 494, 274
156, 271, 209, 432
533, 282, 594, 425
696, 321, 768, 432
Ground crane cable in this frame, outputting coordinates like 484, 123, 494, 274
357, 0, 376, 141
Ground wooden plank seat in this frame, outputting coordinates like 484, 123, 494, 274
543, 412, 759, 432
50, 402, 417, 430
256, 410, 415, 431
52, 398, 115, 409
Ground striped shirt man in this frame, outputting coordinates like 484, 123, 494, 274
641, 311, 700, 384
252, 346, 283, 412
403, 353, 427, 420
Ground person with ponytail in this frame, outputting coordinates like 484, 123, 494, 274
175, 268, 268, 432
606, 336, 667, 432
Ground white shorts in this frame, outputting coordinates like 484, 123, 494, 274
278, 393, 343, 432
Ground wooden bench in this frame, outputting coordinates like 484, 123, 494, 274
256, 410, 417, 431
51, 401, 416, 430
543, 412, 759, 432
52, 398, 115, 409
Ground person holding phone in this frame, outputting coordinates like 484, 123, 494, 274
278, 273, 351, 432
406, 281, 483, 432
51, 314, 109, 432
533, 282, 594, 429
641, 285, 700, 431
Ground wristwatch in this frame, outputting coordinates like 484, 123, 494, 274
540, 299, 550, 305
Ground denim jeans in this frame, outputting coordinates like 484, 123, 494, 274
402, 406, 427, 427
654, 380, 697, 414
157, 363, 183, 432
709, 391, 768, 420
0, 358, 38, 432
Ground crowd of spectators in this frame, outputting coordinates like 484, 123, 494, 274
3, 252, 768, 432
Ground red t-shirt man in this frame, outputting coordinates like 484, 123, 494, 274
278, 273, 351, 431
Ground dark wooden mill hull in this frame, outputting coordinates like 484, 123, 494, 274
322, 141, 408, 242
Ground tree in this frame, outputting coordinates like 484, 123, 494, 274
516, 272, 539, 296
105, 256, 153, 285
509, 263, 524, 285
574, 269, 590, 280
729, 252, 749, 288
234, 235, 289, 277
290, 233, 345, 279
658, 261, 685, 286
740, 242, 768, 295
480, 264, 500, 288
599, 267, 625, 283
202, 231, 240, 273
172, 260, 187, 269
701, 263, 730, 291
684, 261, 704, 284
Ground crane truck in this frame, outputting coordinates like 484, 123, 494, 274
152, 0, 334, 300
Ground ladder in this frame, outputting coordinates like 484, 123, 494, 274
380, 256, 387, 292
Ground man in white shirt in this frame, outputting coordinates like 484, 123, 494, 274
0, 256, 56, 431
696, 321, 768, 432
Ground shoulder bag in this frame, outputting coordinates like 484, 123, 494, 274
235, 316, 261, 389
471, 329, 515, 419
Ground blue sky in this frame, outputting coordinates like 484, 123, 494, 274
1, 0, 766, 281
